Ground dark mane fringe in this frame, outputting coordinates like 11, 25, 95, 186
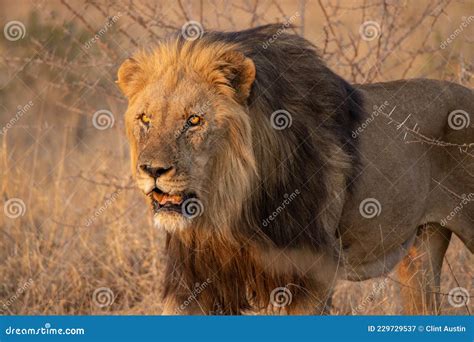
205, 24, 363, 249
164, 24, 364, 313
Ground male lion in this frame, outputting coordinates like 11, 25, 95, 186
117, 25, 473, 315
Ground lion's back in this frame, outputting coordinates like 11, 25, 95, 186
357, 79, 474, 252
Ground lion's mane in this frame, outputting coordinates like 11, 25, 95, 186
143, 25, 364, 313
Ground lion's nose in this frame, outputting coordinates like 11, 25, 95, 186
139, 164, 174, 178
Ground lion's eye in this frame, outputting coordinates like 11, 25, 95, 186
140, 113, 151, 125
187, 115, 202, 127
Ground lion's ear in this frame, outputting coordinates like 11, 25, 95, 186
220, 51, 256, 103
117, 58, 144, 98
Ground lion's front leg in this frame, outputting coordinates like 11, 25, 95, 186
397, 223, 451, 315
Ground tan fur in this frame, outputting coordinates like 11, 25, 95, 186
117, 35, 340, 314
117, 26, 473, 315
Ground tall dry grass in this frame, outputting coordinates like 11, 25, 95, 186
0, 0, 473, 315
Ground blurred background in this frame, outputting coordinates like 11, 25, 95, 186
0, 0, 472, 315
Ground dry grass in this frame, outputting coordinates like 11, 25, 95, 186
0, 0, 473, 315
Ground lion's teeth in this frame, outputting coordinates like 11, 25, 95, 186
152, 192, 164, 203
153, 191, 184, 205
171, 194, 183, 204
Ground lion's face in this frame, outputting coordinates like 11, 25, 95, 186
117, 42, 257, 232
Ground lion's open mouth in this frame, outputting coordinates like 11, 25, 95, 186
149, 188, 196, 214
